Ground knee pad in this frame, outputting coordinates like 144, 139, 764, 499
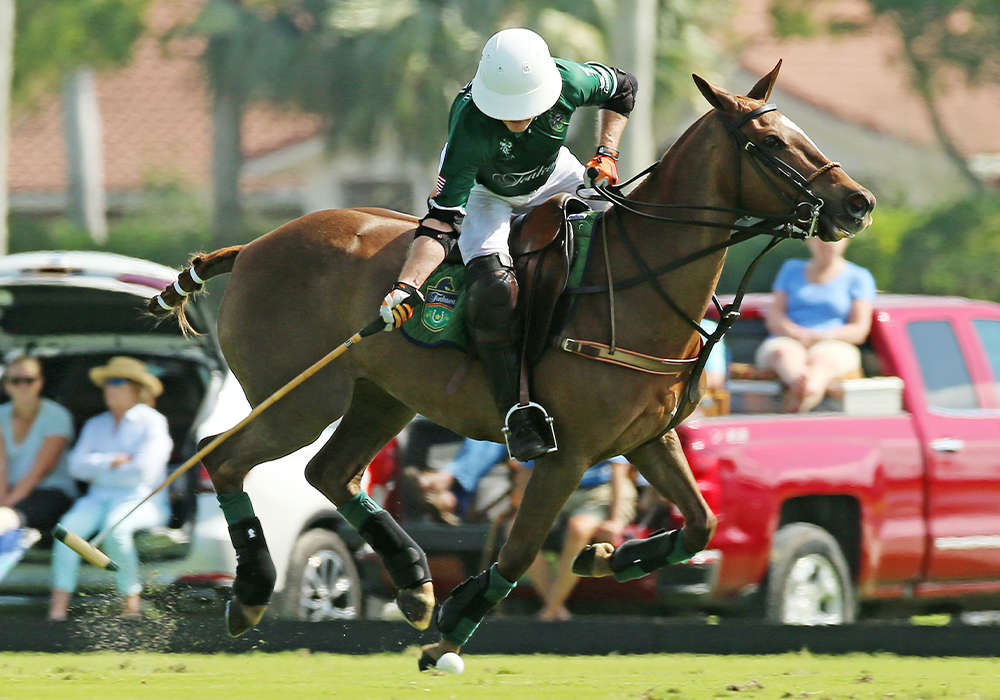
358, 510, 431, 589
229, 517, 277, 606
466, 255, 519, 338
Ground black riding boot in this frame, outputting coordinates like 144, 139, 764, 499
476, 340, 549, 461
466, 255, 554, 461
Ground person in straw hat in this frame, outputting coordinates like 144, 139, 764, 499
49, 356, 173, 620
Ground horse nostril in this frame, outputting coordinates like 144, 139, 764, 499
845, 191, 873, 219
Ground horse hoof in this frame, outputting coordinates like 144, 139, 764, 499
571, 542, 615, 577
397, 581, 435, 631
418, 641, 460, 671
225, 598, 267, 637
417, 652, 437, 672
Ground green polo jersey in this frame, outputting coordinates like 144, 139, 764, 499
428, 58, 619, 213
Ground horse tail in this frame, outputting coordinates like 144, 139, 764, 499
147, 245, 244, 336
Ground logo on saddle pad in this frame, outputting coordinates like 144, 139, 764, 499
422, 275, 460, 333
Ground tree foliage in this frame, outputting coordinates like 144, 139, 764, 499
768, 0, 1000, 190
12, 0, 150, 107
179, 0, 731, 161
890, 192, 1000, 302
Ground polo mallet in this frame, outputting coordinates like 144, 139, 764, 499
53, 317, 386, 569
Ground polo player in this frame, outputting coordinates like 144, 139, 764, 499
377, 28, 638, 461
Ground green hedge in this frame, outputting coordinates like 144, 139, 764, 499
718, 192, 999, 303
8, 188, 288, 269
10, 190, 1000, 305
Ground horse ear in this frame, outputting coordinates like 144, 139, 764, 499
746, 59, 782, 101
692, 73, 741, 114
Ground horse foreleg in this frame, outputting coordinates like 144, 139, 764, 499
421, 457, 584, 668
302, 379, 434, 630
573, 430, 717, 580
627, 429, 717, 552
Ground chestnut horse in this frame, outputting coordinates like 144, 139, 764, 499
152, 63, 873, 662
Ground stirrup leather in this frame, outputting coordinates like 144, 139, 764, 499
501, 402, 557, 458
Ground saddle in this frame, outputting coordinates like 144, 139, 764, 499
509, 193, 591, 367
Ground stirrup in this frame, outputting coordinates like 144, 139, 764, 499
501, 402, 557, 460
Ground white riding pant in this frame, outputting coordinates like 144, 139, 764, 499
458, 147, 596, 266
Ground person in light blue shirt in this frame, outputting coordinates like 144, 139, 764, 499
49, 357, 172, 621
404, 437, 510, 524
0, 356, 75, 540
519, 455, 637, 620
756, 237, 876, 412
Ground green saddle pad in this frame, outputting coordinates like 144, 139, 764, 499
401, 209, 601, 352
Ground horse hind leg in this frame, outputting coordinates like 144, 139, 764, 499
302, 379, 435, 630
200, 424, 306, 637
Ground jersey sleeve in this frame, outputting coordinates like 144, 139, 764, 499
45, 402, 74, 440
771, 259, 797, 294
427, 96, 490, 215
850, 265, 877, 301
556, 59, 618, 109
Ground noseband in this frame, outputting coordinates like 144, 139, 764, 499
571, 102, 844, 434
725, 102, 841, 237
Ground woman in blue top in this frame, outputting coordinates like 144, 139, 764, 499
756, 237, 877, 412
49, 356, 172, 620
0, 356, 75, 541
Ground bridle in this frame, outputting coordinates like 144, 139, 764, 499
572, 102, 843, 433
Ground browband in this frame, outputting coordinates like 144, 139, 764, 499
731, 103, 778, 129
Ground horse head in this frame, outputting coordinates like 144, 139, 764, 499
692, 61, 875, 242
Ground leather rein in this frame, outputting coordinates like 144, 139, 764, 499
568, 103, 843, 434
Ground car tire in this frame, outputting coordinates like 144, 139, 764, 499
761, 522, 856, 625
275, 528, 362, 622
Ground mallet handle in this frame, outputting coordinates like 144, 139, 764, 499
85, 318, 383, 551
52, 525, 119, 571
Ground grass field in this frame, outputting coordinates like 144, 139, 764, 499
1, 651, 998, 699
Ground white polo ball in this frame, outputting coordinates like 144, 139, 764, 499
435, 652, 465, 674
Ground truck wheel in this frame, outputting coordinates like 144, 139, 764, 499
762, 522, 856, 625
276, 528, 362, 622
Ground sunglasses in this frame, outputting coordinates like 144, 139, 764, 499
104, 378, 130, 387
4, 376, 40, 386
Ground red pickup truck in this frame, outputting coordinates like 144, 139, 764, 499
666, 293, 1000, 624
372, 293, 1000, 625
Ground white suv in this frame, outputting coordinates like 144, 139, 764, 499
0, 251, 381, 620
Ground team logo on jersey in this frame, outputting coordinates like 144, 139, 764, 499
549, 111, 568, 133
421, 275, 459, 332
498, 138, 514, 160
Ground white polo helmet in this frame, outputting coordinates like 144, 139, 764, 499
470, 28, 562, 121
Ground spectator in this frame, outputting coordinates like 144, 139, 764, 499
521, 456, 637, 620
690, 318, 729, 417
403, 437, 510, 525
756, 238, 876, 412
0, 356, 75, 544
49, 357, 172, 620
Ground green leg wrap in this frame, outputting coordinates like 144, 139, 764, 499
337, 491, 383, 530
437, 563, 517, 646
218, 492, 256, 525
612, 529, 692, 583
340, 492, 430, 588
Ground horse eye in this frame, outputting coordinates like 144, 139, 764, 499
762, 135, 785, 149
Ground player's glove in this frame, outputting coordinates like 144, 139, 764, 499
379, 281, 424, 332
584, 145, 620, 188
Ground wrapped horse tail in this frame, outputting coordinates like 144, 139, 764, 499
147, 245, 244, 336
